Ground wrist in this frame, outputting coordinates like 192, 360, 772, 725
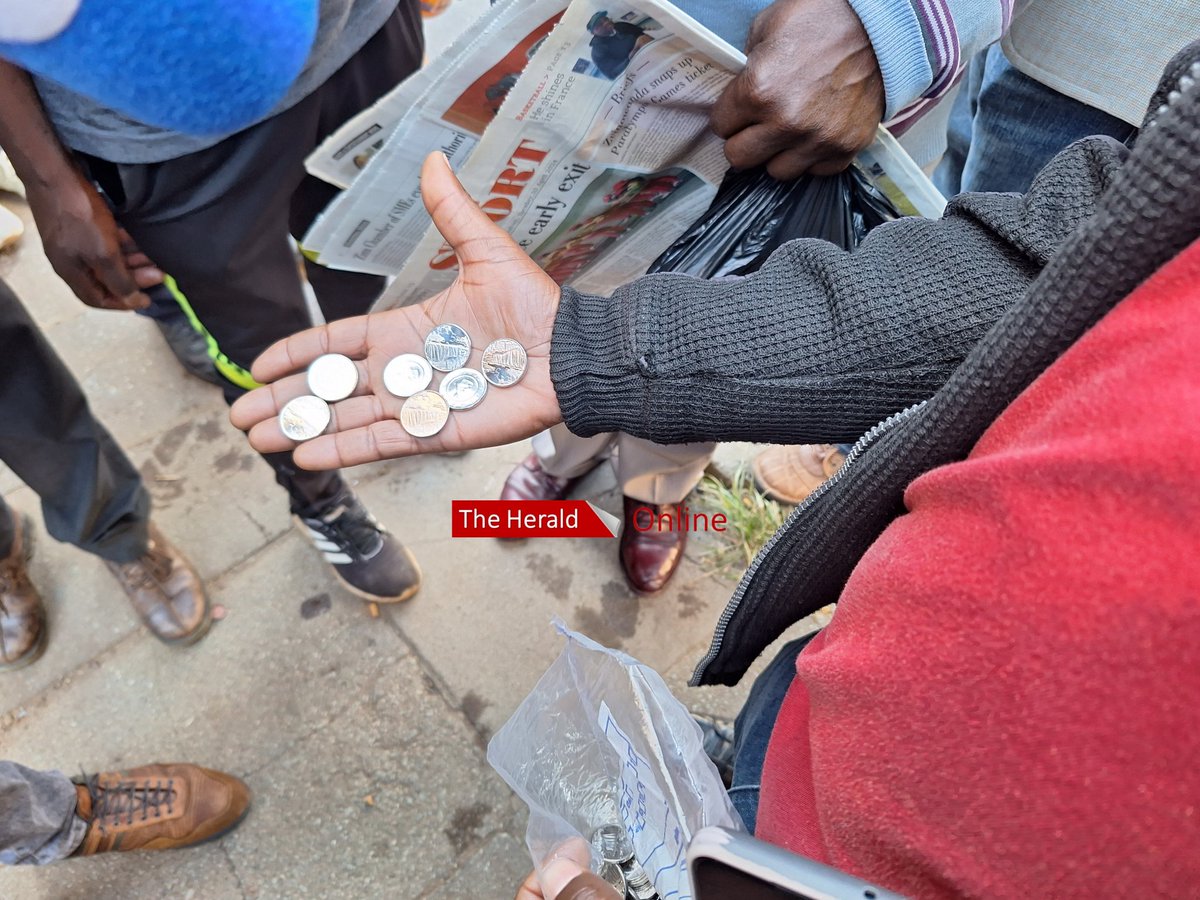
17, 154, 82, 199
843, 0, 932, 118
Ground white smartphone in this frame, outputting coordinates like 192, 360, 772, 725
687, 826, 907, 900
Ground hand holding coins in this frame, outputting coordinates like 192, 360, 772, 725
274, 324, 526, 444
232, 151, 563, 469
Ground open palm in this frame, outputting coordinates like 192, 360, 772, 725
231, 153, 563, 470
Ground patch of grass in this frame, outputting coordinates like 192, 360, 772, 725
696, 464, 788, 579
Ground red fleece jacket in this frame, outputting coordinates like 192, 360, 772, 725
755, 241, 1200, 898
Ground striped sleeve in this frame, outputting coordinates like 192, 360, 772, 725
848, 0, 1008, 120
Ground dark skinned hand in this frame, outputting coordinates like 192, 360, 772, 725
24, 166, 162, 310
710, 0, 886, 179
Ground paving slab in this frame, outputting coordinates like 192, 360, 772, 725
0, 842, 246, 900
121, 412, 293, 583
0, 486, 142, 712
343, 443, 750, 745
222, 650, 519, 900
45, 309, 227, 451
423, 831, 533, 899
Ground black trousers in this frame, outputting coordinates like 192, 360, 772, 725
81, 2, 424, 513
0, 278, 149, 563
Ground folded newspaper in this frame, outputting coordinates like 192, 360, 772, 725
302, 0, 945, 310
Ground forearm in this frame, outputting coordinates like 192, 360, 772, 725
0, 60, 78, 191
551, 137, 1125, 445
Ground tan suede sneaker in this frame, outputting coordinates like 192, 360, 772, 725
73, 763, 250, 856
751, 444, 848, 506
105, 522, 210, 645
0, 510, 48, 671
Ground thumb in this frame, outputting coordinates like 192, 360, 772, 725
541, 859, 623, 900
421, 151, 514, 265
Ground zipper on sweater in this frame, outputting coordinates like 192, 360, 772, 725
690, 401, 927, 686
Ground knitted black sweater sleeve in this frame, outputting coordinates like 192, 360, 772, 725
550, 137, 1126, 445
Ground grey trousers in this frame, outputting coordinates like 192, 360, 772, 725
533, 424, 715, 505
0, 762, 84, 866
0, 278, 150, 563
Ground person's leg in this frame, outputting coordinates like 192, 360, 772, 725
534, 425, 617, 481
959, 45, 1137, 194
615, 436, 716, 505
0, 760, 252, 865
288, 2, 425, 323
615, 436, 716, 593
0, 278, 148, 563
78, 18, 424, 601
933, 50, 987, 197
727, 633, 818, 833
82, 97, 350, 520
0, 278, 208, 645
0, 762, 85, 865
500, 426, 614, 507
134, 283, 221, 386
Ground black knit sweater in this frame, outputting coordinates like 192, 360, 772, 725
550, 45, 1200, 685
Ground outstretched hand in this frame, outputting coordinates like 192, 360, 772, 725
230, 152, 563, 470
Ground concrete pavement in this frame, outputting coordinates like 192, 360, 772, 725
0, 197, 823, 898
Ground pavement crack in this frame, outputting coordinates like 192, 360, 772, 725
220, 843, 249, 900
378, 612, 493, 754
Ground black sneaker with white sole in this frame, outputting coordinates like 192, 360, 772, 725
297, 491, 422, 603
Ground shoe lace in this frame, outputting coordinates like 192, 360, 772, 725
314, 501, 385, 558
86, 774, 176, 831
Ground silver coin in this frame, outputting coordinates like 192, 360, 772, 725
621, 860, 658, 900
278, 395, 331, 442
439, 367, 488, 410
306, 353, 359, 402
481, 338, 527, 387
592, 824, 634, 865
399, 390, 450, 438
383, 354, 433, 398
597, 862, 626, 897
424, 323, 472, 372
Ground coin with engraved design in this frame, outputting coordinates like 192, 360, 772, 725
399, 390, 450, 437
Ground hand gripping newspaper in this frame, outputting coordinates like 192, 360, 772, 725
301, 0, 945, 309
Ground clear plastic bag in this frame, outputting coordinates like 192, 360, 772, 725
488, 621, 742, 898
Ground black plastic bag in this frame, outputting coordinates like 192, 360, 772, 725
647, 165, 899, 279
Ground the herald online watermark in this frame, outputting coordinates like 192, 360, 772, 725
451, 500, 727, 538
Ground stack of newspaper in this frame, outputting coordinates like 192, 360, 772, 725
302, 0, 945, 311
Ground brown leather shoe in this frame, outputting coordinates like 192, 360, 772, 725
105, 523, 210, 645
619, 496, 688, 594
0, 511, 48, 671
751, 444, 847, 506
73, 763, 250, 856
500, 452, 592, 502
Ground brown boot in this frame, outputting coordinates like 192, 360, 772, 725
105, 522, 210, 645
0, 510, 48, 671
73, 763, 250, 856
751, 444, 848, 506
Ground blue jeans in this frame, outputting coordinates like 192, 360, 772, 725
0, 762, 84, 865
936, 45, 1136, 196
728, 632, 818, 833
